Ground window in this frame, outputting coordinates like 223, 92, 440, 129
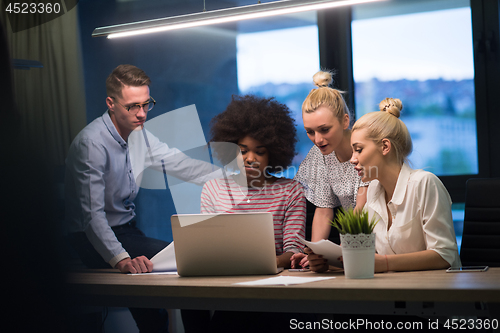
352, 1, 477, 176
351, 0, 478, 247
236, 13, 320, 177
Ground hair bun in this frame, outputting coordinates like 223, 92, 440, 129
379, 98, 403, 118
313, 70, 333, 88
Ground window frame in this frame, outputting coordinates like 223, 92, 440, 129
318, 0, 500, 202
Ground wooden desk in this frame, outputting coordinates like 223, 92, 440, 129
66, 268, 500, 316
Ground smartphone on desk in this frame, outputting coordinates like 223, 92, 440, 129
289, 268, 310, 272
446, 266, 489, 273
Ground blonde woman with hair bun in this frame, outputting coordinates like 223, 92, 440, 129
291, 70, 369, 269
306, 97, 461, 273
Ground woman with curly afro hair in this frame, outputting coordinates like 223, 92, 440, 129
202, 94, 306, 266
181, 95, 312, 333
209, 94, 298, 177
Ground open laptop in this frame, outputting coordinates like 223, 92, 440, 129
171, 212, 280, 277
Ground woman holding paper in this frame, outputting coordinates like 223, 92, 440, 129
307, 98, 461, 273
290, 70, 369, 269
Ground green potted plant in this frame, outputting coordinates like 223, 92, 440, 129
330, 208, 378, 279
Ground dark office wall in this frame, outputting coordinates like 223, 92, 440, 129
78, 0, 239, 242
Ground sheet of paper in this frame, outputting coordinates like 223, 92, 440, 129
129, 271, 178, 276
127, 242, 178, 275
128, 271, 177, 276
150, 242, 177, 272
298, 236, 343, 268
234, 276, 335, 286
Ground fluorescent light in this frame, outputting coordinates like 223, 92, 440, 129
92, 0, 385, 39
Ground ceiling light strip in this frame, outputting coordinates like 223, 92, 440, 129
92, 0, 384, 39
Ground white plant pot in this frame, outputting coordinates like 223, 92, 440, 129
340, 233, 376, 279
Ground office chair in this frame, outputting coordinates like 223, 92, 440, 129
460, 178, 500, 267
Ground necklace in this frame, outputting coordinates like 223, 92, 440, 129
237, 183, 267, 203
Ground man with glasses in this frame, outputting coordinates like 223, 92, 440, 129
65, 64, 217, 332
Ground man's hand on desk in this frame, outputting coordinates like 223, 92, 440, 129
115, 256, 153, 274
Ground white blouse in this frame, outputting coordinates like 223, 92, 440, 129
365, 163, 461, 267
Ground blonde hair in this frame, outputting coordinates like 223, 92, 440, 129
302, 70, 350, 122
352, 98, 412, 164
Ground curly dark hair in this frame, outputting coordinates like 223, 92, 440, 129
210, 95, 298, 173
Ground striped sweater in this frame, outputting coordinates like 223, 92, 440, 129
200, 176, 306, 255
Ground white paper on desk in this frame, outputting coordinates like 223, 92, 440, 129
298, 236, 343, 268
234, 276, 335, 286
150, 242, 177, 273
130, 271, 178, 276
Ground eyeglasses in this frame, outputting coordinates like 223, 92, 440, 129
112, 97, 156, 115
